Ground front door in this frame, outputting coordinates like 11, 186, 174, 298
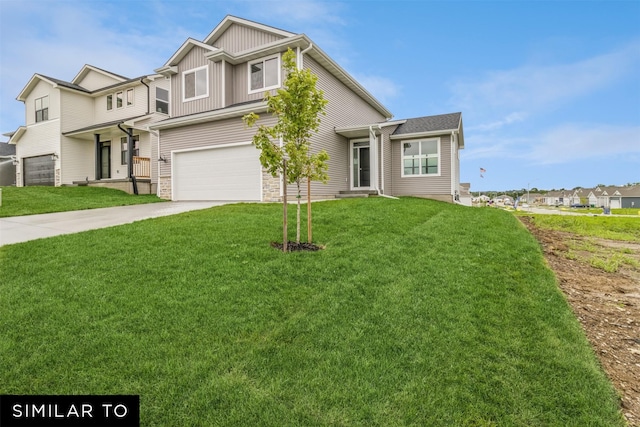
100, 142, 111, 179
352, 142, 370, 188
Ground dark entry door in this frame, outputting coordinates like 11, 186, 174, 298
357, 146, 370, 187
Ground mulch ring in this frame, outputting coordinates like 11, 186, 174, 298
271, 241, 324, 252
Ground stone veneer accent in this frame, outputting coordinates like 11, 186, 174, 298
262, 170, 281, 202
159, 176, 172, 200
55, 168, 61, 186
16, 172, 21, 187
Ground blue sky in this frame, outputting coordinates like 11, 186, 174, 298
1, 0, 638, 191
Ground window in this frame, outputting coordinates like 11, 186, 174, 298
182, 66, 208, 101
107, 94, 113, 110
116, 91, 123, 108
249, 55, 280, 93
120, 135, 140, 165
126, 89, 134, 106
156, 87, 169, 114
402, 139, 440, 176
35, 96, 49, 122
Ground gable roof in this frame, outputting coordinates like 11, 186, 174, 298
16, 74, 90, 101
203, 15, 295, 45
157, 38, 218, 71
72, 64, 128, 85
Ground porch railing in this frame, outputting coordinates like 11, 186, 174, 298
133, 156, 150, 178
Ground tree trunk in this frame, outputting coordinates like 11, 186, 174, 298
282, 159, 287, 253
307, 177, 312, 243
296, 181, 301, 243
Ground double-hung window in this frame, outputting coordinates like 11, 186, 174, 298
116, 91, 123, 108
156, 88, 169, 114
402, 139, 440, 176
107, 94, 113, 110
121, 135, 140, 165
126, 89, 134, 106
35, 96, 49, 122
183, 65, 208, 101
248, 54, 280, 94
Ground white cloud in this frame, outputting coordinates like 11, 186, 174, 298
350, 74, 400, 105
528, 124, 640, 164
450, 41, 640, 117
468, 112, 527, 132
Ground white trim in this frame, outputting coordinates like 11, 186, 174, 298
350, 138, 371, 190
172, 140, 253, 155
182, 65, 209, 102
149, 101, 267, 130
390, 129, 458, 140
248, 54, 281, 95
400, 137, 442, 178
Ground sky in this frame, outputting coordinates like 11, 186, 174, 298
0, 0, 638, 192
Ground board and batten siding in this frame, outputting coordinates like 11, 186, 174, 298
230, 61, 275, 106
158, 115, 277, 178
390, 134, 453, 200
171, 46, 217, 118
300, 55, 388, 197
211, 23, 286, 54
60, 91, 93, 134
75, 71, 122, 92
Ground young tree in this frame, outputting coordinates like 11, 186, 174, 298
243, 48, 329, 248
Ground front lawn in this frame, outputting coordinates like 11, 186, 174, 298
0, 186, 164, 217
523, 214, 640, 242
0, 198, 624, 426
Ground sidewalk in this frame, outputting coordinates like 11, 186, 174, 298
0, 201, 226, 246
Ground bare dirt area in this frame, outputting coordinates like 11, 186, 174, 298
519, 217, 640, 426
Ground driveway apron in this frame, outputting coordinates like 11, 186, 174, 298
0, 201, 226, 246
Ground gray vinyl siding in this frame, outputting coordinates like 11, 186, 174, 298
391, 134, 453, 197
231, 61, 272, 105
302, 56, 387, 197
171, 46, 216, 117
159, 115, 277, 177
211, 23, 286, 53
224, 61, 234, 107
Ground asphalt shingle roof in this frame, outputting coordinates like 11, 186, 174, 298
393, 112, 461, 135
38, 75, 90, 93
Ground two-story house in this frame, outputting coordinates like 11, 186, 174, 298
7, 16, 465, 203
5, 65, 169, 193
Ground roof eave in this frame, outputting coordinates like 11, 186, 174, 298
149, 102, 269, 130
203, 15, 295, 46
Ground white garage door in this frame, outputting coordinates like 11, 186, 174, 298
173, 144, 261, 201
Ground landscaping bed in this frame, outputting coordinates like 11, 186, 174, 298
520, 216, 640, 426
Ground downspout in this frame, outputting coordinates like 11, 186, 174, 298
451, 131, 461, 204
117, 123, 138, 195
299, 43, 313, 69
369, 125, 398, 200
140, 78, 150, 115
149, 128, 161, 197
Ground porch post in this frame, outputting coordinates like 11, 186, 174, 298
94, 133, 101, 180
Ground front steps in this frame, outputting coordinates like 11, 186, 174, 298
335, 190, 378, 199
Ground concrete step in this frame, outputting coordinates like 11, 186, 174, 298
335, 193, 369, 199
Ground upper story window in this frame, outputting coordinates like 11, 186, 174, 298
402, 138, 440, 177
156, 88, 169, 114
248, 54, 280, 94
116, 91, 123, 108
182, 65, 208, 101
35, 96, 49, 122
107, 94, 113, 110
126, 89, 134, 106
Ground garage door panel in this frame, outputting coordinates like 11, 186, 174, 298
174, 145, 261, 201
24, 155, 55, 186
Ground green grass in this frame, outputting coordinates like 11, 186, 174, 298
612, 208, 640, 216
0, 198, 624, 426
0, 186, 164, 217
522, 214, 640, 242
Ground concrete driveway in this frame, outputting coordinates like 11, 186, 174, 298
0, 201, 227, 246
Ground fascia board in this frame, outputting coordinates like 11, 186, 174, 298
306, 43, 393, 119
149, 102, 268, 130
203, 15, 295, 45
161, 38, 218, 68
389, 129, 459, 140
204, 34, 308, 64
6, 126, 27, 144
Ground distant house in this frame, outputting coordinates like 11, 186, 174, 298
0, 142, 16, 186
4, 15, 466, 203
620, 186, 640, 209
459, 183, 471, 206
